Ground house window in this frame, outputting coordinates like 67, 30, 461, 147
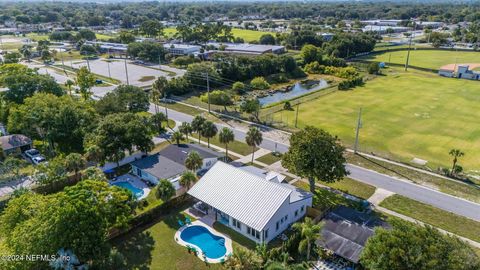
285, 215, 288, 221
301, 206, 305, 212
276, 221, 279, 231
295, 210, 298, 217
247, 226, 251, 235
232, 218, 241, 229
265, 229, 269, 239
247, 227, 260, 239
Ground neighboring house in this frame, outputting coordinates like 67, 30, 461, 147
130, 144, 222, 189
315, 206, 389, 264
0, 134, 32, 155
188, 161, 313, 244
438, 64, 480, 80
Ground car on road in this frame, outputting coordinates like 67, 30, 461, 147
24, 149, 41, 160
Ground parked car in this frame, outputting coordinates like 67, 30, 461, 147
31, 156, 47, 165
24, 148, 41, 160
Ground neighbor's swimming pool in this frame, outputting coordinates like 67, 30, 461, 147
180, 225, 227, 259
111, 181, 144, 199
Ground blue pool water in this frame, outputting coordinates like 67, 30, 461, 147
111, 181, 144, 199
180, 225, 227, 259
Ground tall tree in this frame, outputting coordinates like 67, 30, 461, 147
449, 149, 464, 176
191, 115, 206, 143
151, 76, 168, 114
292, 218, 323, 261
246, 126, 263, 163
150, 112, 167, 135
219, 127, 234, 161
200, 121, 218, 148
140, 20, 164, 38
64, 153, 86, 180
75, 66, 96, 100
178, 122, 193, 142
64, 79, 75, 95
179, 171, 197, 191
361, 218, 480, 270
184, 151, 202, 172
156, 179, 175, 201
240, 99, 261, 122
171, 131, 184, 145
18, 44, 32, 61
95, 85, 150, 115
282, 126, 347, 193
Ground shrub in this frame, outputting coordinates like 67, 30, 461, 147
232, 81, 247, 94
304, 61, 325, 74
338, 76, 363, 90
324, 66, 359, 79
250, 77, 270, 90
268, 73, 289, 84
200, 90, 233, 107
367, 62, 380, 74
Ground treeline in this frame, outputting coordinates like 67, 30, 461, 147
1, 1, 480, 27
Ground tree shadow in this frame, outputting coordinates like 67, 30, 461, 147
111, 230, 155, 270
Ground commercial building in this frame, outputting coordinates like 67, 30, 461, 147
163, 43, 202, 56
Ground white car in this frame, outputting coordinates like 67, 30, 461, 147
31, 156, 47, 165
24, 149, 41, 160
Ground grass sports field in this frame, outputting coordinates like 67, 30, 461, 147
266, 67, 480, 170
362, 49, 480, 70
163, 27, 274, 42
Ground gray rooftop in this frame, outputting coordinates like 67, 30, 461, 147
130, 144, 221, 179
0, 134, 31, 151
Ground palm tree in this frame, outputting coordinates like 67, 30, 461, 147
19, 45, 32, 62
172, 131, 184, 145
152, 76, 168, 115
191, 115, 206, 143
179, 122, 193, 142
180, 171, 197, 190
449, 149, 465, 176
200, 121, 218, 148
292, 218, 323, 261
64, 153, 86, 180
84, 145, 104, 167
156, 179, 175, 201
219, 127, 235, 161
151, 112, 167, 134
246, 126, 263, 163
224, 247, 262, 270
185, 151, 203, 172
64, 79, 75, 96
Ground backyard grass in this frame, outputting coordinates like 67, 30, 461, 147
256, 152, 282, 165
361, 49, 480, 70
267, 67, 480, 172
380, 195, 480, 242
112, 211, 223, 270
322, 177, 376, 200
163, 27, 274, 42
346, 152, 480, 203
136, 186, 163, 215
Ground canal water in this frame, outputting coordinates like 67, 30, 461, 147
258, 80, 329, 106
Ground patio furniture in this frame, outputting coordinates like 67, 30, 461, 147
178, 219, 184, 227
185, 217, 192, 225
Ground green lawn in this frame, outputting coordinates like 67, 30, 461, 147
256, 152, 282, 165
112, 211, 223, 270
267, 67, 480, 171
322, 178, 376, 200
361, 49, 480, 70
163, 27, 274, 42
135, 186, 163, 215
191, 133, 258, 156
380, 195, 480, 242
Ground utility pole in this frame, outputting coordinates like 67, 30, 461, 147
405, 21, 415, 71
86, 56, 91, 72
107, 48, 111, 79
206, 72, 211, 113
294, 103, 300, 128
124, 56, 130, 85
354, 108, 362, 154
60, 50, 66, 76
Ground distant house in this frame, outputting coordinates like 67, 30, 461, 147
130, 144, 221, 189
0, 134, 32, 155
188, 161, 313, 244
438, 64, 480, 80
315, 206, 389, 264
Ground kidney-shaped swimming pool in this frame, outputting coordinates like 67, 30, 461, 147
180, 225, 227, 260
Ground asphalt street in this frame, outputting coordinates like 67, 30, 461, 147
150, 103, 480, 221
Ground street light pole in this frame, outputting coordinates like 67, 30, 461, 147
124, 55, 130, 85
206, 72, 211, 113
354, 108, 363, 154
295, 103, 300, 128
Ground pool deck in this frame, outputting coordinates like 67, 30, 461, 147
174, 220, 233, 263
109, 174, 151, 200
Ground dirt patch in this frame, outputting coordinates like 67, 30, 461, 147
440, 63, 480, 72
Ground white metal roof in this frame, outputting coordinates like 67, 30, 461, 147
188, 161, 292, 231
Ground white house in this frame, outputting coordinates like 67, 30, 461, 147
130, 144, 221, 189
188, 162, 313, 244
163, 43, 201, 56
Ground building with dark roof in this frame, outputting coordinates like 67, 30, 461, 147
0, 134, 32, 155
316, 206, 389, 264
130, 144, 222, 189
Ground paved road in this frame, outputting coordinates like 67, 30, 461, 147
150, 103, 480, 221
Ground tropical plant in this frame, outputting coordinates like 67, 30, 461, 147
64, 153, 86, 180
200, 121, 218, 148
152, 76, 168, 114
246, 126, 263, 163
224, 247, 262, 270
219, 127, 234, 161
185, 151, 202, 172
179, 171, 197, 190
150, 112, 168, 134
172, 131, 184, 145
191, 115, 206, 143
75, 66, 96, 100
292, 218, 323, 261
64, 79, 75, 95
449, 149, 464, 176
179, 122, 193, 142
156, 179, 175, 201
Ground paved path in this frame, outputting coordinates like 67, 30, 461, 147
149, 103, 480, 222
367, 188, 395, 205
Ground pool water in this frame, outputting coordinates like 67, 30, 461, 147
180, 225, 227, 259
111, 181, 144, 199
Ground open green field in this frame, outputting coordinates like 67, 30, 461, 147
380, 195, 480, 242
163, 27, 274, 42
267, 67, 480, 171
362, 49, 480, 70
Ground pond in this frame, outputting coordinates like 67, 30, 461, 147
258, 80, 329, 106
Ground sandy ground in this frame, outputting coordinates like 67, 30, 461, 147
440, 63, 480, 71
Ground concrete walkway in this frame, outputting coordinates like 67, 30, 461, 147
367, 188, 395, 205
237, 148, 271, 164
